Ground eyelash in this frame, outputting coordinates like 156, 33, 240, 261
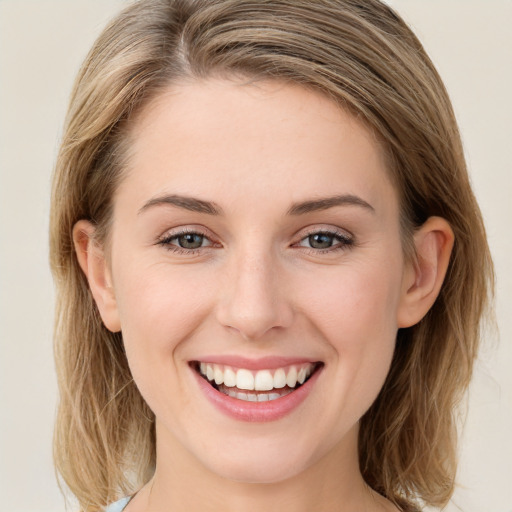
294, 228, 354, 254
156, 228, 354, 255
157, 228, 215, 255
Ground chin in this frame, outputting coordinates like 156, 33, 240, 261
200, 443, 314, 484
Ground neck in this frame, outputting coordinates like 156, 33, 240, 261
129, 423, 397, 512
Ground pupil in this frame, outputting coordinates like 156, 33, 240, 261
179, 233, 203, 249
309, 233, 333, 249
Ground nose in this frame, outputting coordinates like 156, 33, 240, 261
215, 250, 294, 341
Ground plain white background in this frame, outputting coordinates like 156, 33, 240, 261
0, 1, 510, 511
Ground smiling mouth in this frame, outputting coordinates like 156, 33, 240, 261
192, 361, 323, 402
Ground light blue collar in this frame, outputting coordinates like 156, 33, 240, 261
105, 496, 131, 512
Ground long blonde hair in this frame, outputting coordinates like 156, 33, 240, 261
50, 1, 494, 510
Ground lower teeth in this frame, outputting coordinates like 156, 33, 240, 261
217, 384, 295, 402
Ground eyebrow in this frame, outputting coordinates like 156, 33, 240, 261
287, 194, 375, 215
138, 194, 223, 215
138, 193, 374, 217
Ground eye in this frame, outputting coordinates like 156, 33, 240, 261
306, 232, 336, 249
174, 232, 208, 249
157, 229, 215, 253
295, 229, 354, 252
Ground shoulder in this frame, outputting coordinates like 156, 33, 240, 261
104, 496, 131, 512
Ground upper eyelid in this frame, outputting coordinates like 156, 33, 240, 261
158, 225, 214, 241
294, 225, 354, 240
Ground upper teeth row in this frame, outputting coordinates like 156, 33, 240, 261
199, 362, 315, 391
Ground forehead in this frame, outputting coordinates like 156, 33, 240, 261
118, 78, 397, 217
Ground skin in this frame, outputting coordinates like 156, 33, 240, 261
74, 78, 453, 512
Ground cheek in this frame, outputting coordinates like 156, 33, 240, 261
294, 258, 402, 407
115, 260, 212, 334
299, 262, 402, 343
111, 261, 216, 394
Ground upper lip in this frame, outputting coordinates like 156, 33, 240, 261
190, 355, 322, 371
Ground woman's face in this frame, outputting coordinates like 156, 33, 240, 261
100, 79, 415, 483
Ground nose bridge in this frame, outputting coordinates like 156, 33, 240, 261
216, 242, 292, 340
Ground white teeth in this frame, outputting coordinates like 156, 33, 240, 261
223, 367, 236, 387
286, 366, 298, 388
219, 385, 294, 402
254, 370, 274, 391
198, 362, 317, 393
214, 365, 224, 385
236, 369, 255, 390
273, 368, 287, 389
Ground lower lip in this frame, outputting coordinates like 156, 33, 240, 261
192, 365, 322, 422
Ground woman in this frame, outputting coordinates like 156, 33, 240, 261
49, 1, 493, 511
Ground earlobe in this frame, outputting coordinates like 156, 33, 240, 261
73, 220, 121, 332
397, 216, 454, 328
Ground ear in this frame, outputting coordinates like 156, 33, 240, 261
397, 216, 454, 328
73, 220, 121, 332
